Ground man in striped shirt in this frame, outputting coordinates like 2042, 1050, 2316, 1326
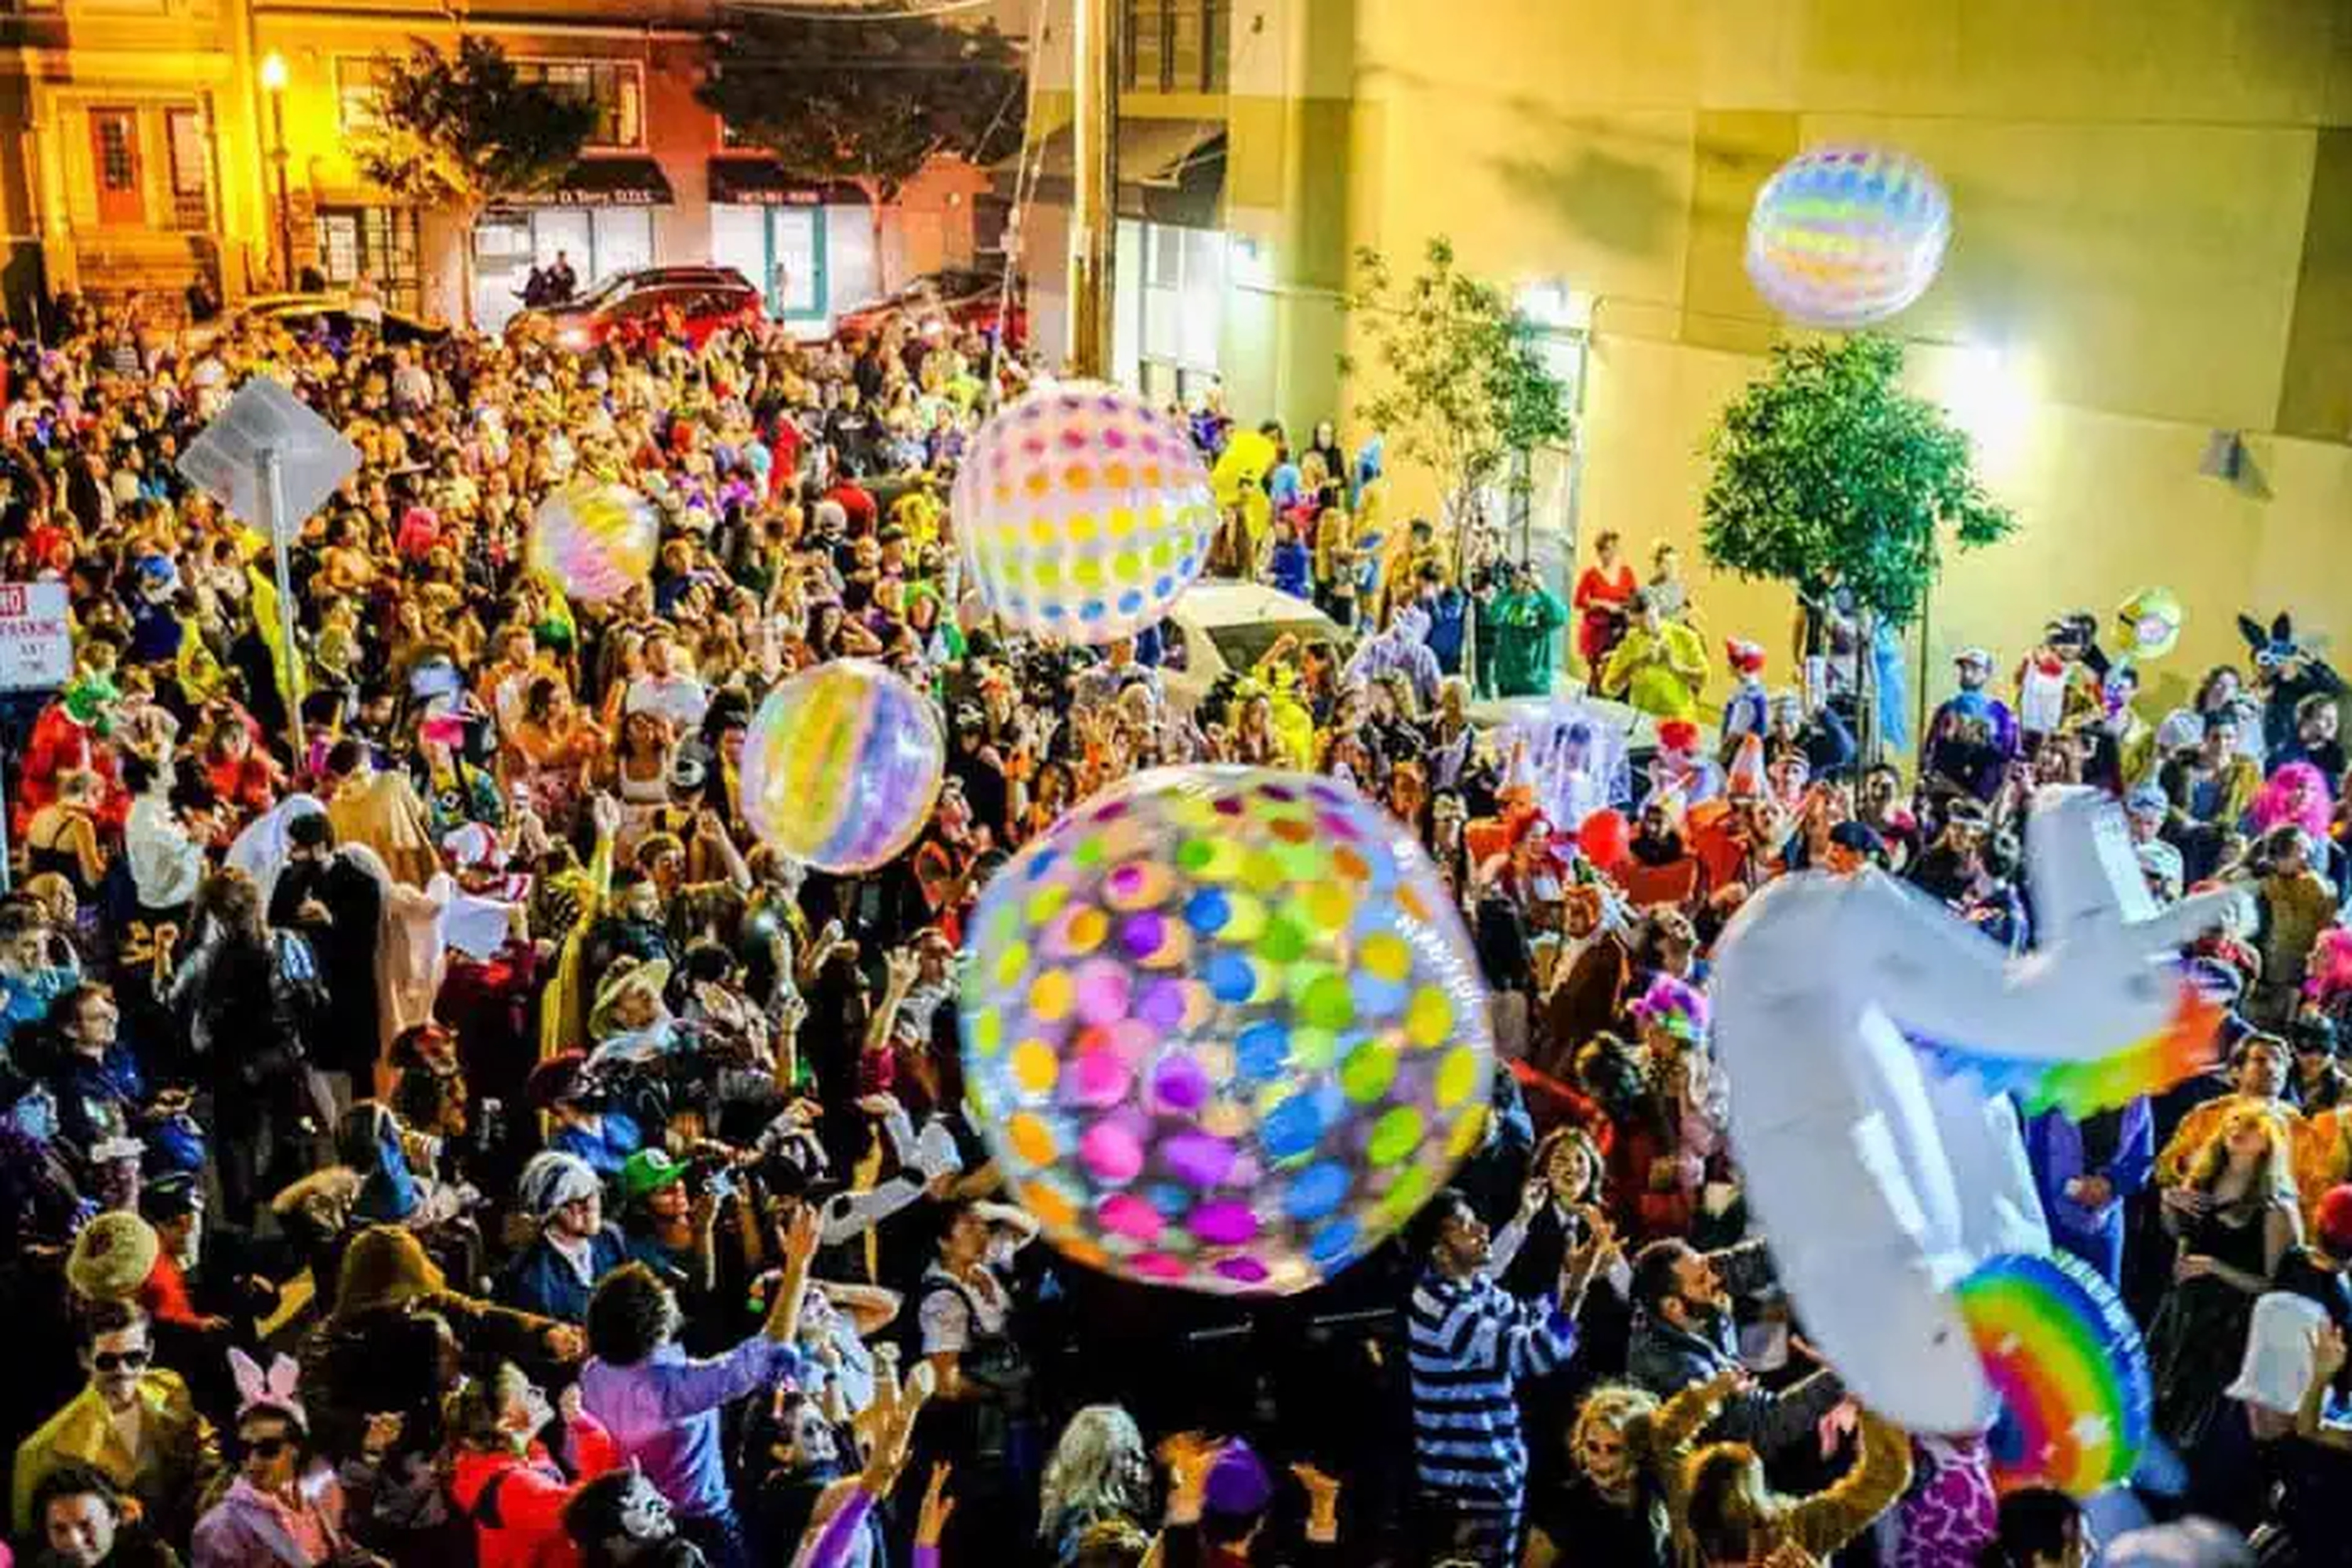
1408, 1187, 1616, 1566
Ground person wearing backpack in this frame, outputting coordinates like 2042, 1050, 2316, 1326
163, 867, 332, 1225
446, 1361, 621, 1568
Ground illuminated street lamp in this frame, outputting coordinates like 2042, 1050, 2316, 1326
261, 51, 292, 289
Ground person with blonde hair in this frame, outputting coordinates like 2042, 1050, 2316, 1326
1036, 1404, 1150, 1566
2147, 1102, 2303, 1456
1681, 1402, 1912, 1568
1523, 1367, 1745, 1568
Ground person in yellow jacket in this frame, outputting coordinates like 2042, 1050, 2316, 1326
1681, 1403, 1912, 1568
1600, 592, 1709, 721
14, 1301, 221, 1544
2157, 1035, 2303, 1189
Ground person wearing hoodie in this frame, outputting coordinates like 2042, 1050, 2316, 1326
447, 1361, 622, 1568
301, 1226, 580, 1558
1344, 604, 1441, 710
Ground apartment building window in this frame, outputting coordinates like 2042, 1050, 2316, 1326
336, 57, 390, 132
165, 108, 210, 230
517, 61, 644, 150
1122, 0, 1229, 93
318, 205, 422, 310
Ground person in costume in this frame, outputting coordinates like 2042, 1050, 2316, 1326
1599, 592, 1705, 721
16, 671, 125, 840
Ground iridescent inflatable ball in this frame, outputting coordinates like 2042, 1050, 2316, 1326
955, 381, 1216, 645
738, 659, 944, 873
960, 766, 1495, 1294
1746, 145, 1951, 328
527, 481, 659, 604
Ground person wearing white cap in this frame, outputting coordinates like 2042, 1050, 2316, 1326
1923, 645, 2019, 802
500, 1152, 629, 1325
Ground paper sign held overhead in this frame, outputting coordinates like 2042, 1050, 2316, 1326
177, 376, 361, 537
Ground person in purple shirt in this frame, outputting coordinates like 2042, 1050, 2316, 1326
2022, 1097, 2154, 1288
579, 1208, 820, 1568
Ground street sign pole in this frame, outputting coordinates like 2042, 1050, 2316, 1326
257, 445, 306, 767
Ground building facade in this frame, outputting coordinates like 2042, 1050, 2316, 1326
1022, 0, 2352, 716
0, 0, 996, 330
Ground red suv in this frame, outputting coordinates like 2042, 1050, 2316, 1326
509, 266, 764, 353
834, 266, 1026, 348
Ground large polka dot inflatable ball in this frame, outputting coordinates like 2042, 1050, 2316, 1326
1746, 145, 1951, 328
960, 766, 1495, 1294
738, 659, 944, 873
527, 481, 659, 604
955, 381, 1216, 645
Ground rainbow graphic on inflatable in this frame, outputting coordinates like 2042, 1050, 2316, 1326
738, 660, 944, 873
1920, 979, 2223, 1121
526, 481, 658, 604
1956, 1250, 2154, 1496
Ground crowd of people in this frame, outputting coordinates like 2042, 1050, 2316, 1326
0, 267, 2336, 1568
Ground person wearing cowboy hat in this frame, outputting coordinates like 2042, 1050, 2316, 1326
500, 1152, 630, 1326
587, 957, 678, 1072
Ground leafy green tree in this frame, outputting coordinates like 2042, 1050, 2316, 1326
1342, 237, 1576, 679
1702, 334, 2015, 757
699, 5, 1025, 287
347, 37, 597, 326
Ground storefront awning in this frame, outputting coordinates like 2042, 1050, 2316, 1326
1000, 118, 1226, 227
505, 157, 674, 209
707, 159, 868, 208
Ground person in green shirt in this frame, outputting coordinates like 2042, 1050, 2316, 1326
1478, 563, 1570, 699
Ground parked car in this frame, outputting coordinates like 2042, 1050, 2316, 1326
183, 293, 448, 354
507, 266, 764, 353
834, 265, 1026, 347
1157, 579, 1350, 719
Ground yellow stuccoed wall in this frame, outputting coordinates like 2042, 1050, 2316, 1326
1327, 0, 2352, 720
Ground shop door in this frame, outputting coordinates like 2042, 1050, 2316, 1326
89, 109, 143, 227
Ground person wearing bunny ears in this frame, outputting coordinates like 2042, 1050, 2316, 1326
2238, 611, 2346, 762
190, 1348, 380, 1568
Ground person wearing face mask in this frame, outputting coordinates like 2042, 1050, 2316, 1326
1522, 1370, 1749, 1568
13, 1304, 219, 1547
446, 1360, 622, 1568
579, 1210, 821, 1568
561, 1464, 709, 1568
1625, 1238, 1845, 1457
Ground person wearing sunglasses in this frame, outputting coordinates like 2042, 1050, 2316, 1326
13, 1301, 220, 1548
191, 1349, 379, 1568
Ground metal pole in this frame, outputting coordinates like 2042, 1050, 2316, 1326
271, 93, 293, 290
1067, 0, 1120, 379
258, 447, 305, 765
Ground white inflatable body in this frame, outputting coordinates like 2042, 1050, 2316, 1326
1709, 786, 2234, 1434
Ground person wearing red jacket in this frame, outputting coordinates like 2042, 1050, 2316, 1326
446, 1362, 622, 1568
